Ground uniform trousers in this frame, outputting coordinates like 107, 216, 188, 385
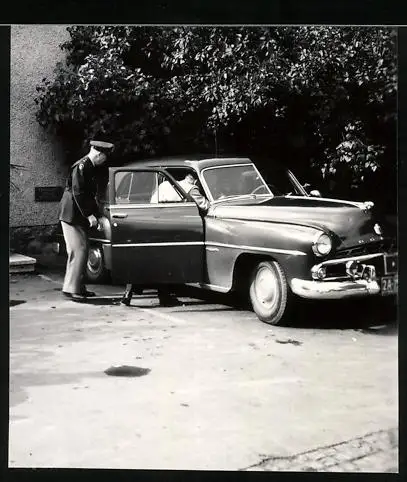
61, 221, 88, 294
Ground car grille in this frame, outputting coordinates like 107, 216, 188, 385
324, 239, 398, 279
335, 239, 397, 259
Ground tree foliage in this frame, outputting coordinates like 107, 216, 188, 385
35, 26, 397, 210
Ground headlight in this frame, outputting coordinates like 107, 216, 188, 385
312, 233, 332, 257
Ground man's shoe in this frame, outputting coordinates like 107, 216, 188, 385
158, 295, 181, 307
62, 291, 72, 298
71, 293, 87, 302
81, 290, 96, 297
120, 297, 131, 306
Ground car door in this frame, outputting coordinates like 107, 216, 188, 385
108, 167, 205, 285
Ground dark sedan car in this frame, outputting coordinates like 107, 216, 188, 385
55, 155, 398, 325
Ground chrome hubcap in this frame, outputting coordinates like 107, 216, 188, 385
87, 247, 102, 274
254, 266, 279, 311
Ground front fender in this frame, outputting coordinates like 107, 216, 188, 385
204, 216, 324, 290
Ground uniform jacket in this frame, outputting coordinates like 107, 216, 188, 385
58, 156, 100, 226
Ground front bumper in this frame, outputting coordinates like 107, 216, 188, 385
290, 278, 381, 300
290, 251, 397, 300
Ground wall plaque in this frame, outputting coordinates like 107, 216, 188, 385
35, 186, 64, 202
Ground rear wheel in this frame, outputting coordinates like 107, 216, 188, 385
86, 245, 110, 283
249, 260, 290, 325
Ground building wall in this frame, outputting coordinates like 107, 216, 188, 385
10, 25, 70, 232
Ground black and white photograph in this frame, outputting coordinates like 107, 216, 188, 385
8, 25, 398, 471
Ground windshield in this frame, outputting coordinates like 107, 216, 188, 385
202, 164, 272, 201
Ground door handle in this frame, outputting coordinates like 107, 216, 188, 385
112, 213, 128, 219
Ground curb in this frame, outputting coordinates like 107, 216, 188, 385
9, 253, 37, 273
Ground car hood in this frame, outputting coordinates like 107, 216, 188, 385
210, 195, 391, 249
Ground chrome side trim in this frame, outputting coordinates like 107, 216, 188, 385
88, 238, 111, 244
313, 252, 384, 268
201, 162, 252, 171
290, 278, 381, 300
186, 282, 230, 293
211, 194, 272, 206
206, 241, 306, 256
111, 239, 305, 255
285, 196, 370, 209
109, 202, 197, 209
112, 241, 204, 248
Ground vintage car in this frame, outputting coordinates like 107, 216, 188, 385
55, 155, 398, 325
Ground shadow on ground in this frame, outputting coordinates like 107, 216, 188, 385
290, 297, 398, 331
68, 297, 123, 306
66, 285, 398, 331
65, 295, 213, 307
24, 266, 399, 331
10, 300, 27, 307
176, 286, 398, 331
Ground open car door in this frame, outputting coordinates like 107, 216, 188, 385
108, 167, 205, 286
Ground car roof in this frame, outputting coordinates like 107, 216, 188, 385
111, 155, 254, 174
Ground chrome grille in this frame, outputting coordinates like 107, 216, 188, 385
336, 239, 397, 259
327, 248, 398, 278
326, 256, 386, 278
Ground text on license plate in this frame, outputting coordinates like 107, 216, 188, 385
381, 276, 398, 296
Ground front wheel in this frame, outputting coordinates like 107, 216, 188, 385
249, 260, 291, 325
86, 245, 110, 283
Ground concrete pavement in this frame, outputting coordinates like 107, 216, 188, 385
9, 271, 398, 471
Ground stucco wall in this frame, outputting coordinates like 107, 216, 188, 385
10, 25, 70, 228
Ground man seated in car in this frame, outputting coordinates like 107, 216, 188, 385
150, 172, 209, 212
178, 172, 209, 212
150, 175, 182, 203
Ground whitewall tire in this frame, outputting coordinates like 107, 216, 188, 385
249, 260, 290, 325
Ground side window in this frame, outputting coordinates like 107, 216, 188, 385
129, 171, 158, 203
115, 171, 158, 204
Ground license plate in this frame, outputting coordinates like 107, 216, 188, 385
381, 275, 398, 296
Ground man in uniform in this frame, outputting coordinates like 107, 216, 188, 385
58, 140, 114, 301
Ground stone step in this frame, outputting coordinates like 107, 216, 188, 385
9, 253, 37, 273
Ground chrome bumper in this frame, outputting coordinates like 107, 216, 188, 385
291, 250, 398, 300
290, 278, 381, 300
